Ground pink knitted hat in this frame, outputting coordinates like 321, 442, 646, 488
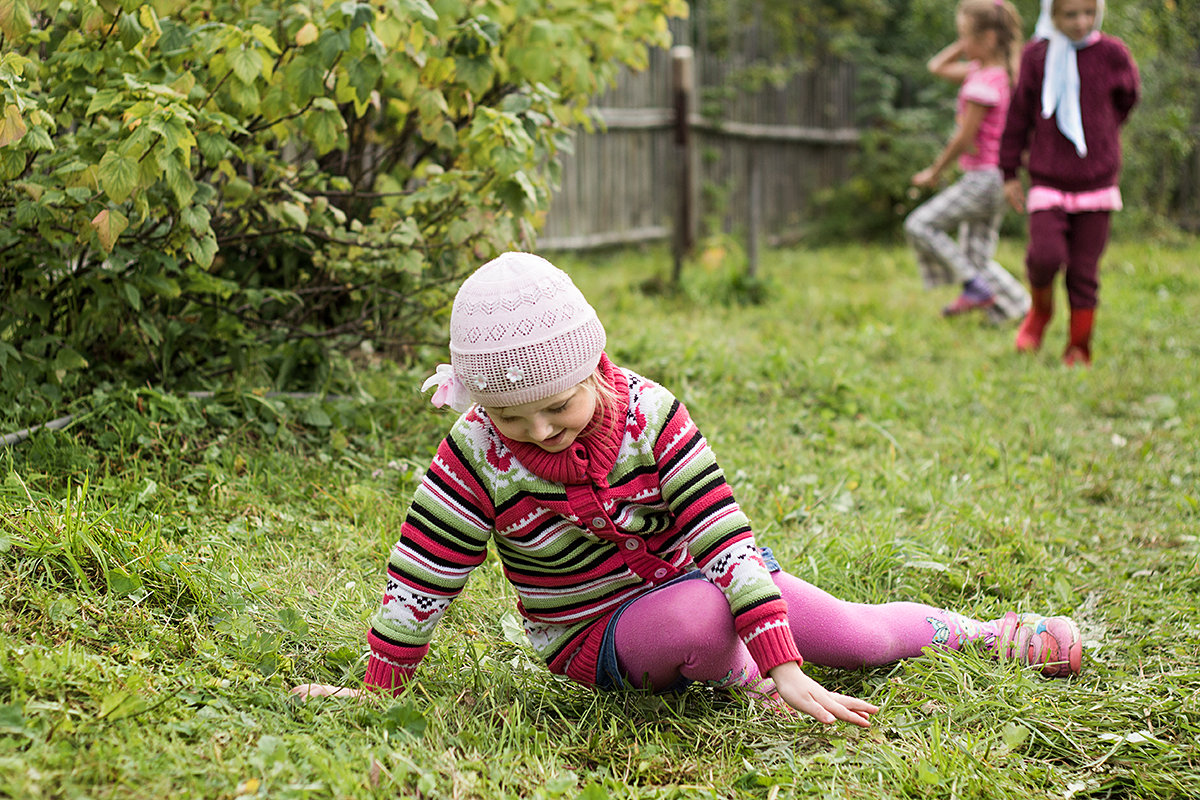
425, 252, 606, 410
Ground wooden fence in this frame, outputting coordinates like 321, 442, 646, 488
537, 17, 859, 256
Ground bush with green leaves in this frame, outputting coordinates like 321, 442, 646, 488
0, 0, 683, 424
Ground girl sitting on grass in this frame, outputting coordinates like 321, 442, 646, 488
293, 252, 1081, 726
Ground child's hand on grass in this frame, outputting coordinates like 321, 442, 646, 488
767, 661, 878, 728
290, 683, 363, 700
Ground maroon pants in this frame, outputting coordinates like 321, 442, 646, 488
1026, 209, 1111, 310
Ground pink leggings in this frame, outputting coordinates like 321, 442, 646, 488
614, 571, 995, 690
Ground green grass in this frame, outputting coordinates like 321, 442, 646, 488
2, 236, 1199, 799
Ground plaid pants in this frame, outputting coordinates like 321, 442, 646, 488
905, 168, 1030, 322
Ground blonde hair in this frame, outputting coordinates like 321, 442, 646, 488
958, 0, 1024, 84
580, 368, 624, 438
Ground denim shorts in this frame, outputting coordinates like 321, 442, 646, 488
594, 547, 782, 691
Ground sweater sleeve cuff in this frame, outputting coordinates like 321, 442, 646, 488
742, 615, 803, 674
1001, 167, 1018, 182
365, 631, 428, 695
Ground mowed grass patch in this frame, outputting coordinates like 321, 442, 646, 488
2, 237, 1198, 798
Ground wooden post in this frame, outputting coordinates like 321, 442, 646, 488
747, 149, 760, 278
671, 46, 695, 285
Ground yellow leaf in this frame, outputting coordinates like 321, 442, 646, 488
0, 104, 27, 148
91, 208, 130, 254
295, 22, 318, 47
0, 0, 32, 39
171, 71, 196, 95
138, 5, 162, 50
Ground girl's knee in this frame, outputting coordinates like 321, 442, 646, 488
904, 213, 930, 241
660, 581, 734, 639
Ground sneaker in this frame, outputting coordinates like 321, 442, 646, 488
992, 612, 1082, 678
942, 292, 996, 317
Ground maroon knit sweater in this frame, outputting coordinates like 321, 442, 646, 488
999, 35, 1139, 193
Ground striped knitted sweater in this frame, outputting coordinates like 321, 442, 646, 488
365, 355, 801, 693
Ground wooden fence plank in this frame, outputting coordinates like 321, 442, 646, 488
539, 19, 859, 252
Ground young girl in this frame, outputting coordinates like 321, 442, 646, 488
293, 252, 1082, 725
905, 0, 1029, 323
999, 0, 1139, 366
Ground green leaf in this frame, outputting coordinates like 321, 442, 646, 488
164, 156, 197, 206
98, 150, 139, 203
397, 0, 438, 24
121, 281, 142, 311
381, 703, 427, 737
138, 317, 162, 345
285, 57, 325, 102
301, 405, 332, 427
499, 611, 525, 645
277, 201, 308, 230
415, 87, 449, 124
159, 114, 197, 154
86, 89, 124, 117
277, 608, 309, 637
184, 231, 218, 268
226, 78, 261, 111
227, 46, 262, 85
141, 271, 182, 299
52, 346, 89, 372
250, 23, 281, 54
99, 690, 133, 719
0, 147, 24, 179
184, 268, 236, 297
117, 12, 144, 51
455, 55, 493, 95
108, 571, 143, 596
0, 703, 26, 734
0, 341, 20, 370
181, 204, 211, 234
196, 131, 231, 165
223, 176, 253, 205
576, 783, 610, 800
304, 108, 342, 155
1001, 722, 1030, 750
346, 54, 382, 105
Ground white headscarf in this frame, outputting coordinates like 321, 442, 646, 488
1036, 0, 1105, 157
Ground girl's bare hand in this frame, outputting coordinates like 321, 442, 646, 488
911, 167, 939, 188
767, 661, 878, 728
1004, 179, 1025, 213
290, 683, 363, 700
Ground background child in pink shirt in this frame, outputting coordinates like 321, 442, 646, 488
905, 0, 1029, 323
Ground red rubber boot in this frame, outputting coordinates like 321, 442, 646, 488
1063, 307, 1095, 367
1015, 285, 1054, 353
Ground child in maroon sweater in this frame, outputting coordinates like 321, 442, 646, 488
999, 0, 1139, 366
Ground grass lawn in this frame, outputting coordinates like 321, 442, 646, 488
2, 235, 1198, 799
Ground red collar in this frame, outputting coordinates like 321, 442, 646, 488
494, 353, 628, 485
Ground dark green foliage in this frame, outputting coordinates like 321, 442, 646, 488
0, 0, 682, 425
